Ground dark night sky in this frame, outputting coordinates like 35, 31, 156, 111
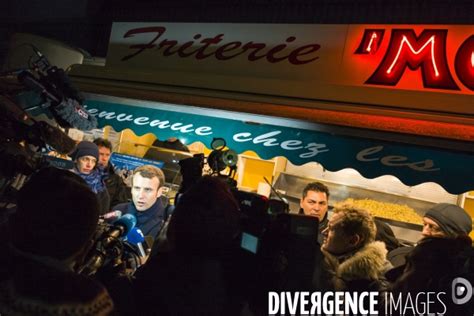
0, 0, 473, 57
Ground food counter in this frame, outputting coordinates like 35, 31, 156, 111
272, 172, 442, 244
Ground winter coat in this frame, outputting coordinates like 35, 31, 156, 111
320, 241, 391, 292
113, 198, 167, 240
103, 164, 131, 207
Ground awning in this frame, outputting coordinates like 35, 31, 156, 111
78, 93, 474, 195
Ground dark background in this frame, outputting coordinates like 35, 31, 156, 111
0, 0, 473, 58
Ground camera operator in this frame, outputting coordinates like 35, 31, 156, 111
0, 167, 114, 315
133, 176, 246, 316
72, 141, 110, 215
113, 165, 167, 242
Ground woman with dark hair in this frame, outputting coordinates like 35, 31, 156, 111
133, 176, 245, 315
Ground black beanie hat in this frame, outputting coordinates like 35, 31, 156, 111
424, 203, 472, 237
73, 141, 99, 161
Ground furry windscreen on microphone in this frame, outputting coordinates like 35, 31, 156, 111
53, 98, 98, 131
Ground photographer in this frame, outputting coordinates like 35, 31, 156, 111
133, 176, 246, 315
0, 167, 114, 315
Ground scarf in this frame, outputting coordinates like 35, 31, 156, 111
74, 168, 106, 194
127, 199, 165, 238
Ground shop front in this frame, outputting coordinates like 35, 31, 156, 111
63, 22, 474, 241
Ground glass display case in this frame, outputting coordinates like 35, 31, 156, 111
272, 172, 440, 244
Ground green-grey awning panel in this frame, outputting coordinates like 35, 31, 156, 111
82, 94, 473, 195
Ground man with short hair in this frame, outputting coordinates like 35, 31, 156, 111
113, 165, 167, 240
318, 205, 390, 292
93, 138, 131, 207
299, 182, 330, 243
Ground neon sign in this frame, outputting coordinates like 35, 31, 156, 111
357, 29, 474, 91
355, 29, 385, 54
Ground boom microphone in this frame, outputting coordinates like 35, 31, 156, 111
0, 94, 76, 154
17, 71, 60, 103
17, 71, 98, 131
52, 98, 98, 131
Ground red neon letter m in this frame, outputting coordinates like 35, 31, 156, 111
366, 29, 459, 90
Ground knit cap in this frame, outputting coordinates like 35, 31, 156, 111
424, 203, 472, 237
72, 141, 99, 161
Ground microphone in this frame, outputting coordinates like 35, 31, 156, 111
17, 71, 98, 131
0, 94, 76, 154
53, 98, 98, 131
100, 210, 123, 222
17, 71, 60, 103
77, 214, 137, 276
107, 213, 137, 241
126, 227, 147, 257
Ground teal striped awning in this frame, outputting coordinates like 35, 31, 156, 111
70, 94, 474, 194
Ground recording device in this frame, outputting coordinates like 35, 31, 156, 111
0, 95, 76, 155
126, 227, 148, 258
103, 213, 137, 244
0, 48, 93, 208
77, 214, 140, 277
0, 95, 76, 186
16, 46, 97, 131
177, 137, 321, 311
178, 138, 238, 193
100, 210, 123, 222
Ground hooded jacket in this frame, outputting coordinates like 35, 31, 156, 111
320, 241, 391, 292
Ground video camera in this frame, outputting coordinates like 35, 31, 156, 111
0, 47, 86, 207
177, 138, 322, 299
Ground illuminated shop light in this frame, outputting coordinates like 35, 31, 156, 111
386, 35, 439, 77
366, 32, 378, 52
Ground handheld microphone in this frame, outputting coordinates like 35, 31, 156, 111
77, 213, 137, 276
100, 210, 123, 222
126, 227, 147, 257
101, 213, 137, 248
108, 213, 137, 240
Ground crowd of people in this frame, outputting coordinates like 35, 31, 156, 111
0, 139, 472, 315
